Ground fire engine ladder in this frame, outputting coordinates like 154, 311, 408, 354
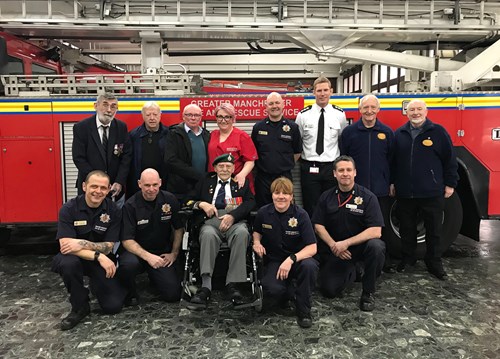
0, 68, 195, 97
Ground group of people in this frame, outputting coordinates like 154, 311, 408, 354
52, 75, 458, 331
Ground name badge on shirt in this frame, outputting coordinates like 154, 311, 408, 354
262, 224, 273, 229
74, 220, 87, 226
137, 219, 149, 225
309, 167, 319, 174
346, 204, 357, 209
259, 130, 268, 135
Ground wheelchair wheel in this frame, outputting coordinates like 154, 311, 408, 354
254, 284, 263, 313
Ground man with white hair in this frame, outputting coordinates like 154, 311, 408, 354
340, 94, 395, 272
127, 101, 169, 197
391, 99, 458, 280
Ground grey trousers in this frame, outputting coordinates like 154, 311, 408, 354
199, 220, 249, 284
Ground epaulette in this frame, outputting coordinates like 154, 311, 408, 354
332, 104, 344, 112
300, 105, 312, 113
209, 172, 217, 178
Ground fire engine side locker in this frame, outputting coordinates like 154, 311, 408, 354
0, 98, 59, 224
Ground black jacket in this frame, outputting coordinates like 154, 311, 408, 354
164, 123, 210, 196
72, 115, 132, 194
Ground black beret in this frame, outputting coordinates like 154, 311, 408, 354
212, 153, 235, 166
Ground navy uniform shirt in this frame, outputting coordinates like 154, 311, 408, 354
312, 183, 384, 241
253, 203, 316, 262
251, 117, 302, 174
122, 190, 182, 255
56, 195, 121, 243
340, 119, 394, 197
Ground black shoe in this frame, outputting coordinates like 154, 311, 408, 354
359, 292, 375, 312
190, 287, 211, 306
383, 264, 396, 274
396, 259, 416, 273
124, 294, 140, 307
61, 302, 90, 331
296, 310, 313, 328
425, 261, 448, 280
226, 283, 244, 305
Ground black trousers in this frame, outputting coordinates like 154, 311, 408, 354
261, 258, 318, 314
300, 161, 336, 217
319, 239, 385, 296
377, 195, 394, 266
254, 170, 293, 208
118, 250, 181, 302
397, 196, 445, 264
52, 253, 126, 313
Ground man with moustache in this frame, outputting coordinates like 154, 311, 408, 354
313, 156, 385, 311
72, 93, 132, 203
127, 101, 169, 197
296, 76, 348, 216
391, 99, 458, 280
251, 92, 302, 207
165, 103, 210, 204
340, 94, 395, 272
119, 168, 183, 304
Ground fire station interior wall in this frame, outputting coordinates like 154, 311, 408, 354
204, 120, 303, 206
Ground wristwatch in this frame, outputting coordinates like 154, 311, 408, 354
289, 253, 297, 264
94, 251, 101, 261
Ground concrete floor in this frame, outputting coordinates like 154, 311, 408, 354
0, 221, 499, 358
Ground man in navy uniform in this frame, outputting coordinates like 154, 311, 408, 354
72, 93, 132, 203
119, 168, 183, 304
127, 101, 169, 197
52, 170, 126, 330
165, 104, 210, 204
391, 99, 458, 280
253, 177, 318, 328
340, 94, 395, 272
296, 76, 348, 216
188, 154, 255, 308
313, 156, 385, 311
251, 92, 302, 207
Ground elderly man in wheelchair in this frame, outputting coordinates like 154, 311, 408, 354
185, 153, 256, 309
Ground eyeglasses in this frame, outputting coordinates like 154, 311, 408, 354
184, 113, 202, 118
100, 102, 118, 111
216, 115, 233, 121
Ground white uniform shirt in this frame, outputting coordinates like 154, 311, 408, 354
295, 103, 347, 162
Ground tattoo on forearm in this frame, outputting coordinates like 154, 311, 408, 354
78, 240, 112, 254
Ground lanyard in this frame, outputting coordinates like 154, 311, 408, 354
337, 193, 353, 208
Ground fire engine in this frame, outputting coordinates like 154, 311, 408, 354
0, 32, 499, 259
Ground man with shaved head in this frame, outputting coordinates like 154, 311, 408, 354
165, 103, 210, 204
251, 92, 302, 207
391, 99, 458, 280
119, 168, 184, 304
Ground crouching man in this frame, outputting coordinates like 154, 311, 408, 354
52, 170, 126, 330
119, 168, 183, 305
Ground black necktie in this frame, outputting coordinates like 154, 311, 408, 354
215, 181, 228, 209
102, 125, 109, 152
316, 108, 325, 155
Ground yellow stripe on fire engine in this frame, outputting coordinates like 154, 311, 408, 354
462, 96, 500, 108
52, 99, 180, 112
0, 102, 52, 113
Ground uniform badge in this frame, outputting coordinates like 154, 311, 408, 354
354, 196, 363, 205
227, 154, 233, 161
113, 144, 124, 156
100, 213, 111, 223
282, 124, 291, 132
162, 203, 171, 214
74, 220, 87, 226
422, 138, 433, 146
377, 133, 386, 140
258, 130, 268, 135
288, 217, 298, 228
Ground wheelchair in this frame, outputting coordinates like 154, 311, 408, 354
179, 209, 263, 312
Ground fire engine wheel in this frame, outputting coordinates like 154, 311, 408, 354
385, 192, 463, 259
